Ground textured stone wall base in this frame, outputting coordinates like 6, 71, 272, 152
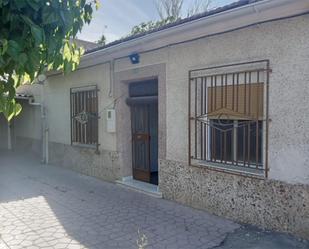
0, 135, 7, 150
49, 142, 120, 182
159, 159, 309, 239
14, 136, 42, 156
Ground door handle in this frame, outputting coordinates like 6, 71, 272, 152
134, 134, 150, 140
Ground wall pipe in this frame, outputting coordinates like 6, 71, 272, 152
27, 75, 49, 164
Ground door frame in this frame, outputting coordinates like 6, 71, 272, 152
127, 80, 159, 184
113, 64, 166, 186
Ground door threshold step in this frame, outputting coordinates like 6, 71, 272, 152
116, 176, 162, 198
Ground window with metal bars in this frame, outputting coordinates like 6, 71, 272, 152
189, 61, 270, 176
70, 85, 99, 150
209, 119, 263, 166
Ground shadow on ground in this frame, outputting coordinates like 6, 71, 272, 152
0, 150, 238, 249
216, 225, 309, 249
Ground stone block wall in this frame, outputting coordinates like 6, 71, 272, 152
49, 142, 120, 182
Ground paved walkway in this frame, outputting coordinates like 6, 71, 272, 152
0, 151, 239, 249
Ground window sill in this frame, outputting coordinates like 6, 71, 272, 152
71, 143, 99, 150
190, 159, 266, 179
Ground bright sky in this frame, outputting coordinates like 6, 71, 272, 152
78, 0, 235, 43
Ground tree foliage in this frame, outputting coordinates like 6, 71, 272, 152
156, 0, 211, 20
187, 0, 211, 17
129, 0, 211, 36
0, 0, 99, 121
96, 34, 106, 46
129, 17, 176, 36
156, 0, 183, 20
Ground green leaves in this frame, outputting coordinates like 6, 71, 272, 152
62, 41, 84, 74
63, 42, 72, 61
6, 40, 22, 62
0, 97, 22, 121
94, 0, 100, 10
18, 53, 28, 65
0, 0, 99, 121
0, 39, 8, 55
26, 0, 40, 11
129, 17, 177, 36
21, 15, 45, 45
42, 7, 58, 25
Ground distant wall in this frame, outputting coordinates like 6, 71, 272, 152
0, 114, 8, 149
0, 101, 41, 152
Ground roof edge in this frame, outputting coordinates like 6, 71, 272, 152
85, 0, 264, 54
47, 0, 309, 76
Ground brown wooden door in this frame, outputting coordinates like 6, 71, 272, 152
131, 104, 151, 182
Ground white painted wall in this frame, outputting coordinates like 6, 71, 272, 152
46, 63, 116, 152
0, 84, 42, 150
14, 102, 42, 141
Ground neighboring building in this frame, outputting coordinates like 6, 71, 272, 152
1, 0, 309, 239
73, 39, 99, 51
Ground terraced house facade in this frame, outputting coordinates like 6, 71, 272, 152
1, 0, 308, 239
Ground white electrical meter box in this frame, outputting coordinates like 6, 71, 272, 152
106, 109, 116, 133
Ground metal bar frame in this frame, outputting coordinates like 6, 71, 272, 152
188, 60, 270, 178
70, 85, 100, 152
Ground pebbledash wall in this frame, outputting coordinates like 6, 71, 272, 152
10, 14, 309, 238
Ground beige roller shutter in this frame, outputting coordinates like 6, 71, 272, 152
207, 83, 264, 120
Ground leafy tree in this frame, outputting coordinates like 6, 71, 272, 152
156, 0, 183, 20
129, 0, 211, 36
156, 0, 211, 20
186, 0, 212, 17
130, 17, 176, 36
97, 34, 106, 46
0, 0, 99, 121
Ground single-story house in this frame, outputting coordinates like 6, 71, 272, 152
1, 0, 309, 239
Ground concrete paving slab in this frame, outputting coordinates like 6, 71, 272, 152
0, 151, 238, 249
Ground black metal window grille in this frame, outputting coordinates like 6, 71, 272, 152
188, 60, 270, 177
70, 85, 99, 150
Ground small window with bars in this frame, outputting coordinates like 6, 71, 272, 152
189, 61, 270, 176
70, 85, 99, 150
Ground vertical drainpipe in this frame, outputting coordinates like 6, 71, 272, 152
29, 74, 48, 164
28, 97, 46, 163
39, 75, 49, 164
41, 84, 46, 164
41, 98, 46, 163
109, 59, 115, 98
